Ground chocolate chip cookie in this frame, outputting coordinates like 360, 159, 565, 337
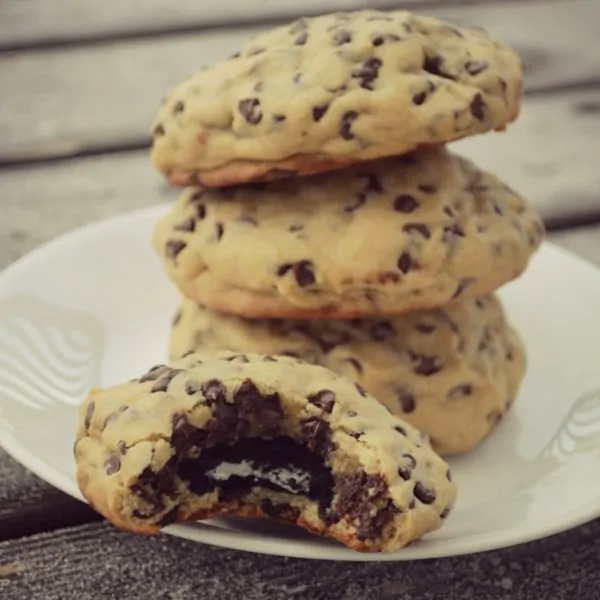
150, 10, 522, 187
153, 147, 544, 319
75, 352, 456, 552
170, 294, 525, 455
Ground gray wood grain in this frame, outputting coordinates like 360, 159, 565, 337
0, 0, 598, 159
0, 0, 524, 49
0, 518, 598, 600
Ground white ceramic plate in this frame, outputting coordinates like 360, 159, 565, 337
1, 205, 600, 561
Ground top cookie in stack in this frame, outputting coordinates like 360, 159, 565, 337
150, 10, 522, 188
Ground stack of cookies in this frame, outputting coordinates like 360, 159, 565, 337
74, 9, 546, 553
149, 9, 544, 457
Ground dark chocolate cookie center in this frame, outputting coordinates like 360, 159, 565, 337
178, 437, 334, 503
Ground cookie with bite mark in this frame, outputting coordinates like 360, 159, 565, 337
75, 351, 456, 552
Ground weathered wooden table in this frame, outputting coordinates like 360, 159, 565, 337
1, 1, 599, 598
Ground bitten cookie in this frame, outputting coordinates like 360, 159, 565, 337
150, 9, 523, 187
170, 295, 525, 455
153, 148, 544, 319
75, 352, 457, 553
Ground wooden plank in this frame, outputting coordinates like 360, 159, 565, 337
0, 0, 598, 160
0, 89, 598, 233
0, 0, 521, 50
0, 518, 598, 599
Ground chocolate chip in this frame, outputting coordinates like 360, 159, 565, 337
174, 217, 195, 233
340, 111, 358, 140
372, 33, 400, 46
173, 101, 185, 114
308, 389, 336, 414
105, 454, 121, 475
370, 320, 395, 341
165, 240, 186, 260
277, 263, 293, 276
398, 390, 415, 413
151, 369, 182, 393
440, 507, 451, 519
139, 365, 171, 383
443, 224, 465, 240
153, 124, 165, 137
202, 379, 226, 404
398, 453, 416, 481
412, 91, 427, 106
415, 323, 436, 334
215, 222, 224, 240
466, 60, 488, 75
403, 223, 431, 239
394, 194, 419, 213
397, 252, 413, 274
452, 278, 474, 299
238, 98, 262, 124
359, 173, 383, 194
301, 417, 333, 457
234, 379, 283, 436
171, 413, 207, 454
185, 380, 201, 395
346, 357, 363, 374
423, 55, 445, 77
448, 384, 473, 399
117, 440, 127, 455
351, 57, 382, 90
469, 93, 486, 121
413, 355, 442, 376
273, 114, 286, 122
194, 203, 206, 220
394, 424, 407, 436
408, 499, 416, 510
293, 260, 316, 287
84, 401, 95, 430
332, 29, 351, 45
355, 383, 367, 397
312, 104, 329, 122
348, 430, 363, 440
294, 32, 308, 46
414, 482, 436, 505
226, 354, 250, 363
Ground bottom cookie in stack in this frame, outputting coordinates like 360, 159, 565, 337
169, 295, 525, 456
75, 352, 457, 553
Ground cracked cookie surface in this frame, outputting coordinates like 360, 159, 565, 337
153, 147, 544, 319
150, 9, 522, 187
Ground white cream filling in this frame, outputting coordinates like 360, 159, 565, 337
206, 460, 311, 494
